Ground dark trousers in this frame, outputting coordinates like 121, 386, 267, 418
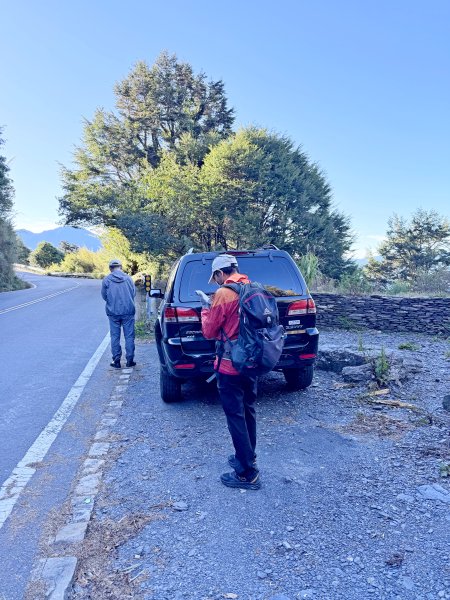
216, 372, 258, 478
108, 314, 135, 362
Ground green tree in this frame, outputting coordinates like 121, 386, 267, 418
30, 242, 64, 268
366, 209, 450, 284
69, 127, 353, 279
59, 52, 234, 227
15, 236, 31, 264
0, 130, 22, 291
0, 130, 14, 219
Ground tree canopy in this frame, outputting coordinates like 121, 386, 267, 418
30, 242, 64, 268
116, 128, 354, 278
59, 55, 354, 279
365, 209, 450, 284
0, 130, 14, 220
59, 52, 234, 228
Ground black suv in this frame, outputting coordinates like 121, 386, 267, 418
153, 247, 319, 402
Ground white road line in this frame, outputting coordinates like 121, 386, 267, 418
0, 332, 110, 530
0, 285, 80, 315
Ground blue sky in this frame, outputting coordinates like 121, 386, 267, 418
1, 0, 449, 257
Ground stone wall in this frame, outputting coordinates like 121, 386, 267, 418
313, 293, 450, 335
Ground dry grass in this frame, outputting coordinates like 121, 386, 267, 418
69, 511, 166, 599
335, 412, 413, 440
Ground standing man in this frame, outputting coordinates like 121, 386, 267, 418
101, 259, 136, 369
197, 255, 261, 490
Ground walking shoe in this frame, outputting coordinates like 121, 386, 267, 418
110, 360, 121, 369
126, 360, 136, 367
228, 454, 257, 470
220, 471, 261, 490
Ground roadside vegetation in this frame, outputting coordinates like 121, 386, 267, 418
0, 129, 31, 292
305, 209, 449, 297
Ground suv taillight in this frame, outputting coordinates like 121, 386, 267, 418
164, 307, 177, 322
307, 298, 316, 314
287, 298, 316, 315
164, 306, 200, 323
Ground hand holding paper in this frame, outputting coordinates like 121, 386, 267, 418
195, 290, 211, 308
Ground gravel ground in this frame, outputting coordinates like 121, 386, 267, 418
70, 329, 450, 600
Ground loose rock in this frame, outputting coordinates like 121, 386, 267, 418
443, 395, 450, 412
417, 484, 450, 503
173, 501, 189, 511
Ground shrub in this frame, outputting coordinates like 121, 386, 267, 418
0, 219, 17, 288
357, 334, 365, 352
337, 268, 373, 295
385, 280, 411, 295
15, 235, 30, 264
309, 272, 337, 293
398, 342, 419, 351
374, 346, 390, 387
336, 315, 360, 331
0, 218, 29, 291
411, 268, 450, 296
297, 253, 320, 288
55, 247, 98, 273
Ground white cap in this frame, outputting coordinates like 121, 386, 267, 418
109, 259, 122, 268
208, 254, 239, 283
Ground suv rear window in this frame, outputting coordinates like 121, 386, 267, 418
178, 256, 305, 302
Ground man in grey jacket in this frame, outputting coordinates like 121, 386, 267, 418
101, 259, 136, 368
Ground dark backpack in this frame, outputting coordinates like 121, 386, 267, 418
219, 281, 286, 376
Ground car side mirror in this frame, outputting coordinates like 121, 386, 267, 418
150, 289, 164, 299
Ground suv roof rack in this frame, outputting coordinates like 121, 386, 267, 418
259, 244, 279, 250
185, 245, 280, 256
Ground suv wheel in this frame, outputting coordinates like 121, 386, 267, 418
283, 366, 314, 390
160, 366, 182, 403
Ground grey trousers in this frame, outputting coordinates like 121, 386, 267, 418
108, 314, 135, 362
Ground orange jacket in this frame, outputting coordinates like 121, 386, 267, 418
201, 272, 250, 375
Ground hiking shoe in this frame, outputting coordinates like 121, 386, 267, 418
228, 454, 257, 471
220, 471, 261, 490
126, 360, 136, 367
110, 360, 121, 369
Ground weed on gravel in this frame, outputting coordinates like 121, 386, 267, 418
70, 513, 166, 599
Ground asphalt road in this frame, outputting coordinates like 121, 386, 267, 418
0, 273, 108, 483
0, 273, 116, 599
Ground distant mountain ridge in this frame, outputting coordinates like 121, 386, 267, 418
16, 227, 102, 251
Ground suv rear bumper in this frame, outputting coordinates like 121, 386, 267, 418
160, 327, 319, 379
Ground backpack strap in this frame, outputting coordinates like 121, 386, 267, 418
215, 283, 241, 371
222, 282, 242, 295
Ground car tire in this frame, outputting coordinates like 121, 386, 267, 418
283, 366, 314, 390
160, 366, 182, 403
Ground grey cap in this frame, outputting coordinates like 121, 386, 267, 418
109, 259, 122, 268
208, 254, 238, 283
